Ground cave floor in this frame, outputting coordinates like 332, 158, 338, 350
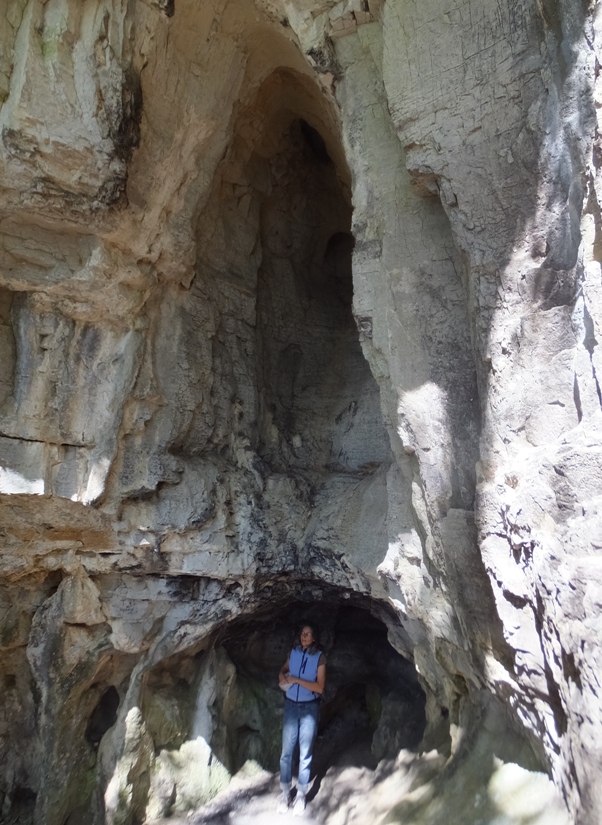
211, 787, 321, 825
151, 741, 570, 825
155, 775, 324, 825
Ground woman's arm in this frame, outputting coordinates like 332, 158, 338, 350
286, 663, 326, 695
278, 656, 290, 687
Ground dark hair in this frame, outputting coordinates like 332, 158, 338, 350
292, 622, 320, 653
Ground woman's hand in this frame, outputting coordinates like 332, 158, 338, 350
279, 666, 295, 688
286, 664, 326, 695
279, 658, 291, 689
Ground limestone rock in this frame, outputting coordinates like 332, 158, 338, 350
59, 572, 106, 626
0, 1, 600, 824
104, 707, 155, 825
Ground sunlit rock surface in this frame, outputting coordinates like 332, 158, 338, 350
0, 1, 600, 824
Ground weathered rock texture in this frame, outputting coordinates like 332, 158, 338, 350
0, 1, 600, 824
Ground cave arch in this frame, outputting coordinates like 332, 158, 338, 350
139, 63, 399, 582
196, 69, 386, 461
138, 592, 428, 819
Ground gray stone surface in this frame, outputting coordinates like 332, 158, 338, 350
0, 1, 599, 824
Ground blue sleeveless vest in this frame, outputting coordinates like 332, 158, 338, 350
286, 646, 321, 702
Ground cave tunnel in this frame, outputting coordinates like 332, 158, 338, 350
140, 593, 428, 807
218, 600, 427, 776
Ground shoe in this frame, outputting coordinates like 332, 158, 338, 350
293, 794, 306, 816
277, 791, 291, 813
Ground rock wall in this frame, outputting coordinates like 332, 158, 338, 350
0, 1, 600, 824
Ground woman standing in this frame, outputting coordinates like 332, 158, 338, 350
277, 623, 326, 816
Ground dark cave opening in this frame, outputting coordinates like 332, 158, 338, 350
85, 685, 120, 750
299, 118, 333, 165
220, 601, 426, 776
3, 787, 37, 825
141, 596, 427, 787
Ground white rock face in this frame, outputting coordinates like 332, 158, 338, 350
0, 1, 600, 824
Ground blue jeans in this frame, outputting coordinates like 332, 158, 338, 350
280, 698, 320, 790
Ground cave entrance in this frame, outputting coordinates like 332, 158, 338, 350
216, 600, 426, 778
141, 597, 426, 801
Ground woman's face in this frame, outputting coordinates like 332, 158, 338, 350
300, 626, 314, 648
